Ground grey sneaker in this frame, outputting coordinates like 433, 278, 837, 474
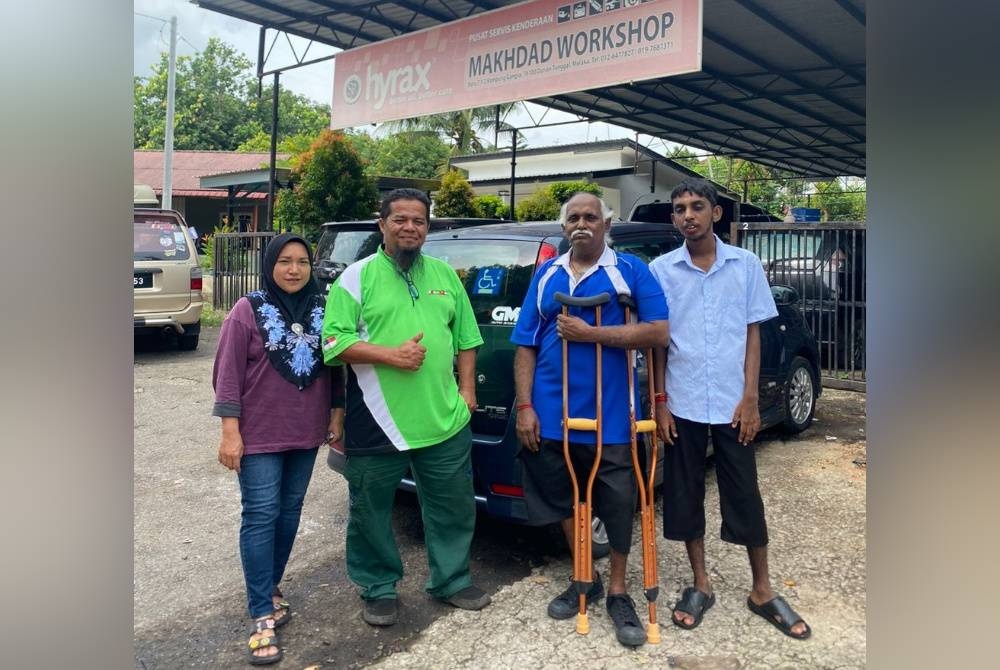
438, 585, 491, 610
606, 593, 647, 647
547, 573, 604, 620
362, 598, 398, 626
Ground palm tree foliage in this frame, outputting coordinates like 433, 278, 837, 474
380, 103, 521, 154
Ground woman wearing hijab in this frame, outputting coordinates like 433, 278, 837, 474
213, 233, 345, 665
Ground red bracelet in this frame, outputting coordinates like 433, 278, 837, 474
515, 403, 533, 411
653, 392, 667, 404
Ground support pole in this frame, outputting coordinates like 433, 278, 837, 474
509, 128, 517, 221
266, 71, 280, 231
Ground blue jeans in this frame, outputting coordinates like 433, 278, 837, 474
237, 447, 318, 618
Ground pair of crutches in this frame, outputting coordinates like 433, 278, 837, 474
555, 291, 660, 644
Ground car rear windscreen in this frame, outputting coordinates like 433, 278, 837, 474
134, 217, 191, 261
315, 229, 382, 269
422, 239, 541, 326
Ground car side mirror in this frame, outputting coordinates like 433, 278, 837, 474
771, 284, 800, 306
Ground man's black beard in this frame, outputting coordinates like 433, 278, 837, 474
392, 247, 421, 270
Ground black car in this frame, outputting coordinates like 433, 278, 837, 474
312, 217, 505, 292
402, 220, 822, 526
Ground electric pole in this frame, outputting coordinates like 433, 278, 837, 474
162, 16, 177, 210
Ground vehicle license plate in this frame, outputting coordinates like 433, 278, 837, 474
134, 272, 153, 288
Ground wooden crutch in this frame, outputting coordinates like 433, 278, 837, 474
619, 294, 661, 644
554, 290, 610, 635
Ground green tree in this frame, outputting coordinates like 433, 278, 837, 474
135, 37, 333, 151
433, 171, 478, 217
666, 145, 701, 170
472, 194, 509, 219
343, 130, 381, 174
135, 38, 257, 150
515, 188, 561, 221
549, 181, 602, 204
383, 104, 520, 154
274, 130, 379, 241
371, 132, 452, 179
247, 83, 331, 140
812, 180, 866, 221
235, 130, 317, 163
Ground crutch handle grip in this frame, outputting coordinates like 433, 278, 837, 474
617, 294, 637, 309
565, 418, 599, 431
554, 291, 610, 308
635, 419, 657, 433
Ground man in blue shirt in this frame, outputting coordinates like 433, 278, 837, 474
512, 192, 669, 647
649, 178, 811, 640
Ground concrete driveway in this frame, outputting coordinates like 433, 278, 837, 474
134, 325, 866, 669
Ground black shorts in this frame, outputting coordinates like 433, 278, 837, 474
661, 416, 768, 547
519, 438, 637, 554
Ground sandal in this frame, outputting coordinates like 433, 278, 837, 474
747, 595, 812, 640
271, 586, 291, 628
246, 616, 282, 666
672, 586, 715, 629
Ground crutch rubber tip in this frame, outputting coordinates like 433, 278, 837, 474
646, 622, 661, 644
575, 613, 590, 635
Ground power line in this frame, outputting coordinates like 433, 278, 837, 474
134, 11, 168, 23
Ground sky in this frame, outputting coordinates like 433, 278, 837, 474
132, 0, 675, 153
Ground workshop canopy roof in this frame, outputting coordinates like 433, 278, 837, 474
194, 0, 865, 178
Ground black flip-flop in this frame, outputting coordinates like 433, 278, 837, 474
672, 586, 715, 629
747, 595, 812, 640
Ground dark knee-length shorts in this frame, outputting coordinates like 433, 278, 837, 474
519, 438, 637, 554
661, 416, 769, 547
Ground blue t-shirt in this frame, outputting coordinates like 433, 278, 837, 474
511, 246, 669, 444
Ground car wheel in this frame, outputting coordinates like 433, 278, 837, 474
781, 356, 816, 434
592, 516, 610, 559
177, 332, 199, 351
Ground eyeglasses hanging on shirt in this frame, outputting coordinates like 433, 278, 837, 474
401, 270, 419, 304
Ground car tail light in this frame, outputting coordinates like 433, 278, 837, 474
534, 242, 558, 271
489, 483, 524, 498
190, 267, 203, 291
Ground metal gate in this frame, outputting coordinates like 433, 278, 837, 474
732, 222, 866, 391
211, 232, 277, 311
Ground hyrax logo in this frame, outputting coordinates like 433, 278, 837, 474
343, 75, 362, 104
491, 306, 521, 324
366, 61, 432, 110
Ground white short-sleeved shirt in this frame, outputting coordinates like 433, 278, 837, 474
648, 235, 777, 424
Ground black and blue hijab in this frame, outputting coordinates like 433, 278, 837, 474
247, 233, 326, 390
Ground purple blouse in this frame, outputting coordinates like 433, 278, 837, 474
212, 298, 342, 455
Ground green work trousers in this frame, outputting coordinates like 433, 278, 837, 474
345, 425, 475, 601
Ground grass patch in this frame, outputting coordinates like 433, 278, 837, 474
201, 306, 227, 327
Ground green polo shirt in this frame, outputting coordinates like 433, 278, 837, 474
322, 247, 484, 454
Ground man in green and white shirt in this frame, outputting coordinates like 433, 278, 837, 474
322, 188, 489, 626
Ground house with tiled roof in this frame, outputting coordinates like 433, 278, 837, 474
134, 150, 288, 236
135, 150, 444, 238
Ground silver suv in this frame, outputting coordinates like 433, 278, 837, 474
133, 208, 204, 350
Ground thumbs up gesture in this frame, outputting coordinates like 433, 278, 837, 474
395, 332, 426, 371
